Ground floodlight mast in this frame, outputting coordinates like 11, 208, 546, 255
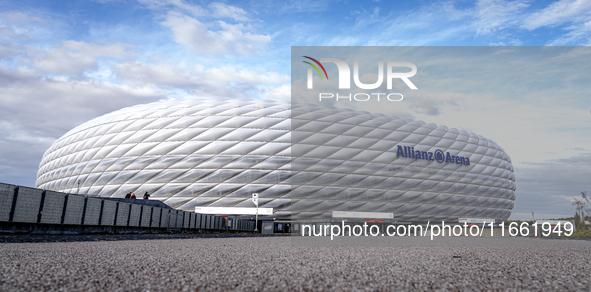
252, 193, 259, 232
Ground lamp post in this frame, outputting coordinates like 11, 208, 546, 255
252, 193, 259, 232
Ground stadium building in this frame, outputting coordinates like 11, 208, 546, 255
36, 99, 516, 222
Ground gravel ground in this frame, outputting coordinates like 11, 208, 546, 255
1, 236, 590, 291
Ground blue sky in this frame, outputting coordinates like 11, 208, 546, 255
1, 0, 590, 220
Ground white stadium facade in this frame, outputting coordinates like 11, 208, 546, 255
36, 99, 516, 222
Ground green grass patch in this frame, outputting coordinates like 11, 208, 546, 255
563, 226, 591, 239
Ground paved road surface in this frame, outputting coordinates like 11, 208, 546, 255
1, 236, 589, 291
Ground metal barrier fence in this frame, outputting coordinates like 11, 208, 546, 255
0, 182, 255, 233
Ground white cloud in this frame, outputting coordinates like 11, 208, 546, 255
314, 0, 580, 48
0, 10, 44, 26
325, 7, 463, 46
114, 61, 288, 98
435, 1, 473, 21
208, 2, 250, 22
474, 0, 530, 35
208, 66, 287, 84
31, 41, 133, 75
0, 11, 51, 60
521, 0, 591, 45
278, 0, 332, 13
0, 65, 165, 187
522, 0, 591, 30
138, 0, 251, 21
264, 83, 290, 101
510, 153, 591, 220
546, 20, 591, 45
0, 5, 283, 189
161, 11, 270, 55
137, 0, 205, 17
0, 12, 134, 77
0, 66, 164, 135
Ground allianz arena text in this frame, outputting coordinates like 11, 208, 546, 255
36, 99, 516, 222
